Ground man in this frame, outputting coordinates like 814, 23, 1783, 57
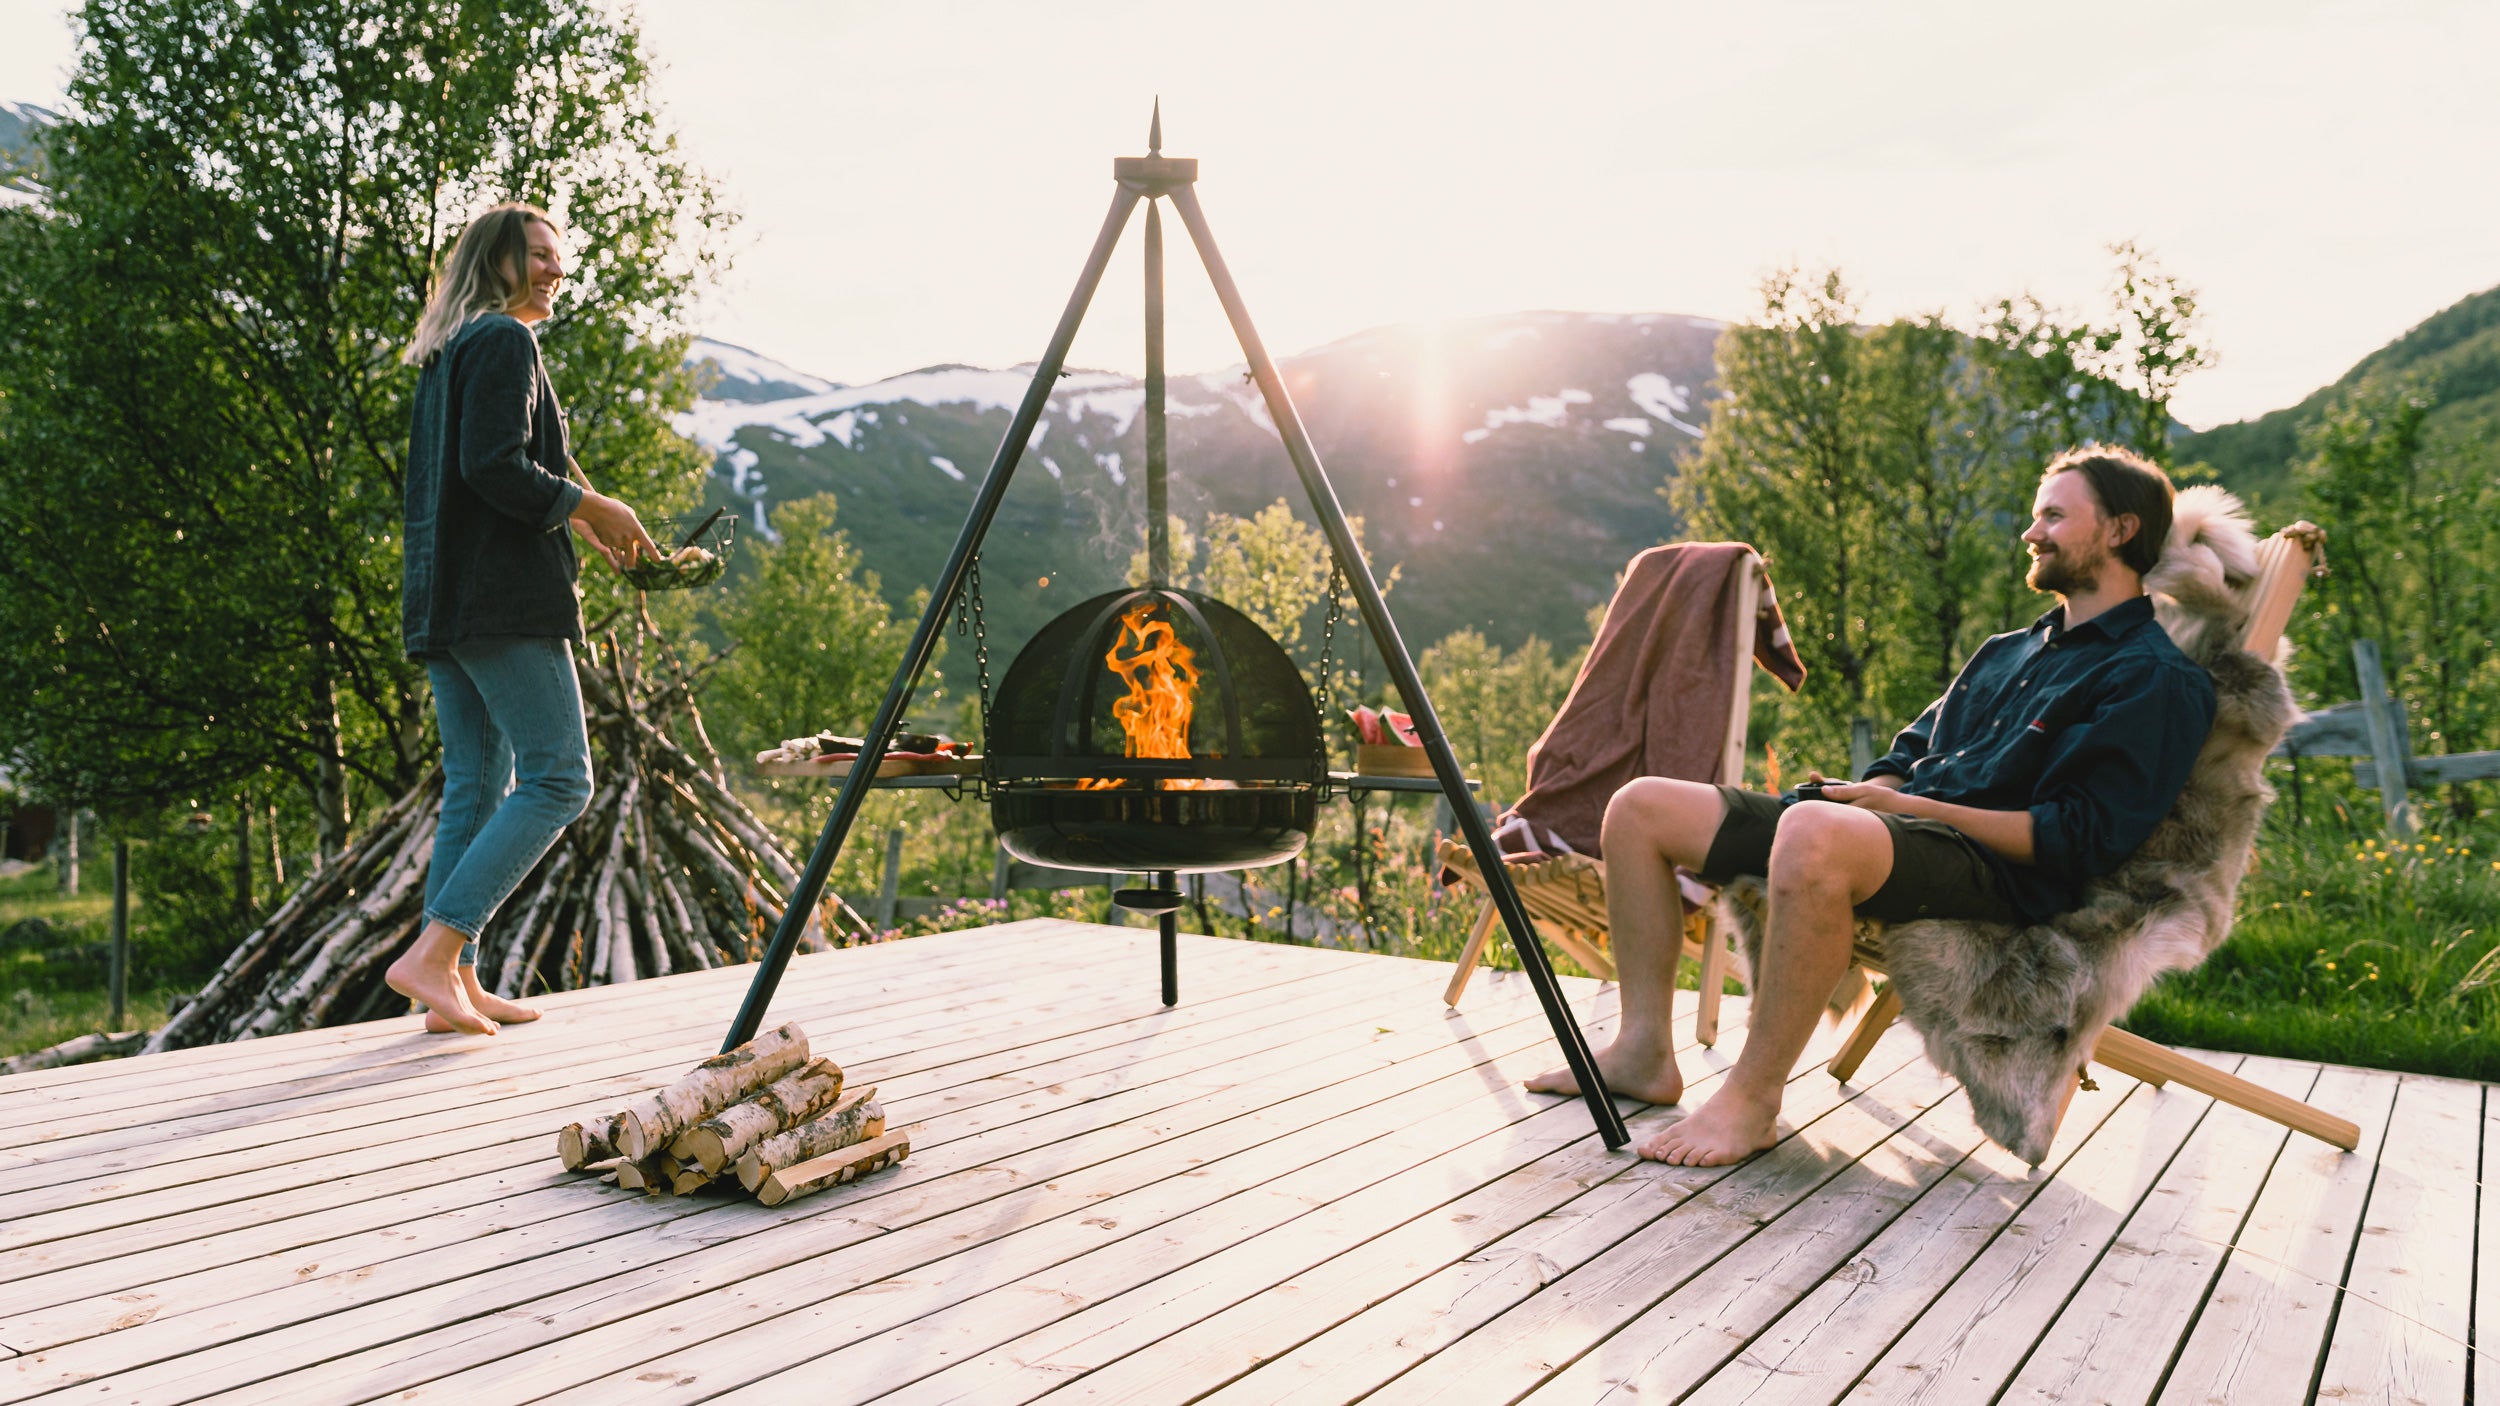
1527, 445, 2217, 1166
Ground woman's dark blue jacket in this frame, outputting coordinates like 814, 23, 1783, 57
401, 314, 585, 658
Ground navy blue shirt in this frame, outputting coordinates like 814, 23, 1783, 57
1863, 595, 2217, 924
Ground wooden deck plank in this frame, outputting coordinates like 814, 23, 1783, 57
606, 996, 1737, 1406
1357, 1049, 1964, 1406
0, 920, 1047, 1121
0, 937, 1390, 1348
1840, 1059, 2236, 1404
1513, 1090, 1996, 1404
2, 922, 2490, 1406
2156, 1064, 2400, 1406
1679, 1072, 2150, 1406
2312, 1074, 2482, 1406
35, 957, 1581, 1403
0, 935, 1397, 1298
516, 1000, 1640, 1406
1996, 1056, 2322, 1405
0, 944, 1443, 1395
1158, 1017, 1929, 1406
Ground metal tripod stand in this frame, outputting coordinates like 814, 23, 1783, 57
718, 111, 1628, 1152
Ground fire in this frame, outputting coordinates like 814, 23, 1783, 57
1079, 603, 1214, 790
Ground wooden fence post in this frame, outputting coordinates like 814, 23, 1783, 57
2352, 639, 2415, 838
110, 837, 130, 1028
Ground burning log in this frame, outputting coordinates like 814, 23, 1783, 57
737, 1087, 882, 1191
615, 1021, 810, 1160
144, 607, 830, 1052
755, 1128, 912, 1207
671, 1057, 847, 1174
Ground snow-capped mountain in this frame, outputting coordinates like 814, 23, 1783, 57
677, 311, 1726, 658
0, 100, 56, 204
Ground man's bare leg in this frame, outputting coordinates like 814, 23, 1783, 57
424, 965, 542, 1031
1645, 803, 1893, 1165
385, 920, 497, 1035
1525, 778, 1724, 1105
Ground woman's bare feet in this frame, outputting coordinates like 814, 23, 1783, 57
385, 924, 496, 1035
1638, 1083, 1781, 1165
424, 966, 541, 1032
1524, 1035, 1684, 1107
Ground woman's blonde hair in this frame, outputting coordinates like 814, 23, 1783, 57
402, 202, 559, 366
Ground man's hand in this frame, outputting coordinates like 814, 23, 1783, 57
571, 490, 661, 572
1811, 779, 1917, 815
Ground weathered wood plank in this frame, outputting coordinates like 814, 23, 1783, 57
1515, 1089, 1993, 1404
644, 1001, 1745, 1406
1843, 1059, 2234, 1403
1997, 1057, 2321, 1405
1159, 1018, 1927, 1406
1357, 1052, 1963, 1406
1680, 1072, 2149, 1406
20, 967, 1589, 1403
516, 1004, 1640, 1406
2312, 1075, 2482, 1405
2156, 1063, 2399, 1406
0, 950, 1439, 1378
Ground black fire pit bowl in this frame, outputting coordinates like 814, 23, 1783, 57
993, 784, 1316, 873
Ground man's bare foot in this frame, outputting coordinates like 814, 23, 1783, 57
386, 950, 496, 1036
1638, 1084, 1780, 1166
1524, 1036, 1684, 1106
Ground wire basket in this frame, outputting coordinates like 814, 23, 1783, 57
621, 508, 738, 591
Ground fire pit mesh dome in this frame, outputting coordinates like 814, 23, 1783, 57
986, 587, 1321, 873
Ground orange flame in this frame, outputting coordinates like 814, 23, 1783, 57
1079, 603, 1201, 790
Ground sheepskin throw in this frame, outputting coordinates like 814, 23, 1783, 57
1720, 487, 2298, 1164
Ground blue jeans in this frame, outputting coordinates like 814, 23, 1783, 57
425, 636, 594, 963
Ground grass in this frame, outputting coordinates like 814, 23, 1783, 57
0, 861, 166, 1059
2123, 813, 2500, 1080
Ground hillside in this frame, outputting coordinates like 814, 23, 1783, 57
2183, 282, 2500, 509
680, 312, 1724, 663
0, 101, 55, 204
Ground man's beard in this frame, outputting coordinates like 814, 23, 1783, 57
2028, 543, 2105, 596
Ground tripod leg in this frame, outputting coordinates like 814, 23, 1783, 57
1159, 869, 1178, 1006
716, 186, 1142, 1054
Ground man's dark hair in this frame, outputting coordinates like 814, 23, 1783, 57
2043, 444, 2174, 576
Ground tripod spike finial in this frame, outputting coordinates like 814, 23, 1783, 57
1148, 98, 1162, 156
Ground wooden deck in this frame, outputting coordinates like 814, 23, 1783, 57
0, 918, 2479, 1404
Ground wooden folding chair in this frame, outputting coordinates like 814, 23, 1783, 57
1438, 551, 1766, 1046
1821, 521, 2359, 1151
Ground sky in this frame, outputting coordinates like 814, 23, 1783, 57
3, 0, 2495, 429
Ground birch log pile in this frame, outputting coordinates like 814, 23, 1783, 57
558, 1024, 905, 1204
146, 608, 844, 1053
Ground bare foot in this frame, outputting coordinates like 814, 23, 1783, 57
457, 966, 541, 1025
1524, 1036, 1684, 1106
386, 950, 496, 1036
1638, 1084, 1780, 1166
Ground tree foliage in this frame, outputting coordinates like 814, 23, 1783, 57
703, 494, 923, 765
1676, 249, 2206, 773
0, 0, 726, 851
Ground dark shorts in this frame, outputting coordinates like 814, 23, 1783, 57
1696, 785, 2018, 925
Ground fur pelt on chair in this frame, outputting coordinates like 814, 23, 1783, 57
1717, 486, 2297, 1165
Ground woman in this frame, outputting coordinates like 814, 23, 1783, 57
386, 203, 658, 1035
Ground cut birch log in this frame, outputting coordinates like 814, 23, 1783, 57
614, 1155, 672, 1194
0, 1030, 146, 1075
737, 1088, 882, 1192
557, 1111, 628, 1171
669, 1163, 716, 1196
671, 1057, 848, 1174
615, 1021, 810, 1159
754, 1127, 912, 1207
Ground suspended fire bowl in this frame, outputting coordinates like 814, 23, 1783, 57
986, 587, 1321, 873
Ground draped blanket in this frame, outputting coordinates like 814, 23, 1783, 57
1719, 488, 2295, 1164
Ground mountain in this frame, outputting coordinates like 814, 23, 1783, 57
2183, 283, 2500, 509
679, 312, 1723, 670
0, 101, 53, 204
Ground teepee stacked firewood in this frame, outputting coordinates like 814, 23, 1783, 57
556, 1021, 910, 1206
147, 608, 846, 1053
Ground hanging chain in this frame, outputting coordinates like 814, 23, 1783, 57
1310, 563, 1347, 783
958, 554, 995, 757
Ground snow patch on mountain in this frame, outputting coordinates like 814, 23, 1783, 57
1460, 388, 1594, 444
1626, 373, 1705, 438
